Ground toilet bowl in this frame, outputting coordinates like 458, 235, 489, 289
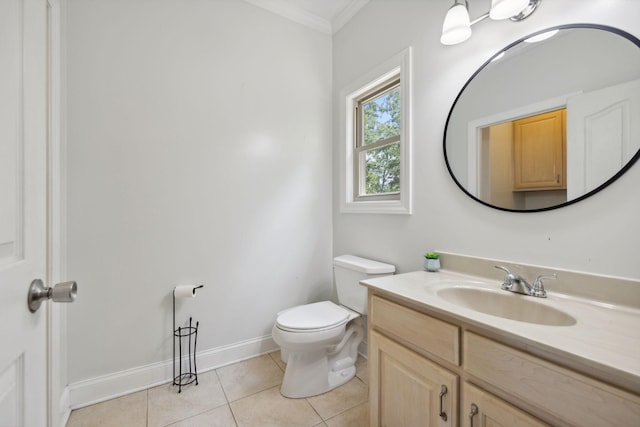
272, 255, 395, 398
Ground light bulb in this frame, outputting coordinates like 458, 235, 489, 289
441, 3, 472, 45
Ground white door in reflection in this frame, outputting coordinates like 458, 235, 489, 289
566, 78, 640, 199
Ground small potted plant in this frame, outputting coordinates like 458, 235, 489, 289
424, 252, 440, 272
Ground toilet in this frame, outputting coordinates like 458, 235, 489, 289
272, 255, 395, 398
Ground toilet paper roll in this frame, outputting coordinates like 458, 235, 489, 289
174, 285, 199, 299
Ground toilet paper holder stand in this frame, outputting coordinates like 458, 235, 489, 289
173, 285, 203, 393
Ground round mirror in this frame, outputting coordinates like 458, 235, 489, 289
444, 24, 640, 212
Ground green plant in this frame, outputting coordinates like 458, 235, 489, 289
424, 252, 439, 259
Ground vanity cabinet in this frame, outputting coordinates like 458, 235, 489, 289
367, 292, 640, 427
369, 295, 460, 426
512, 109, 566, 191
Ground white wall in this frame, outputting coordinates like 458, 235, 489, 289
65, 0, 332, 386
333, 0, 640, 279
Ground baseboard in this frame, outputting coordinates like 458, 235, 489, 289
68, 335, 278, 409
59, 386, 71, 427
358, 340, 368, 357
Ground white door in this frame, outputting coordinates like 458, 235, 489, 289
566, 79, 640, 199
1, 0, 50, 425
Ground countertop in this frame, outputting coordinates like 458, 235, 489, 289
361, 269, 640, 394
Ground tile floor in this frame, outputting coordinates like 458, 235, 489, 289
66, 351, 369, 427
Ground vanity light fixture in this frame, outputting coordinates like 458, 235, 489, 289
440, 0, 541, 45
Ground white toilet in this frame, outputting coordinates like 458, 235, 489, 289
272, 255, 395, 398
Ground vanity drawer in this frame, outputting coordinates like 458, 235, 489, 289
370, 295, 460, 365
464, 332, 640, 427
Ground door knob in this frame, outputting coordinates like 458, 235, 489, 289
28, 279, 77, 313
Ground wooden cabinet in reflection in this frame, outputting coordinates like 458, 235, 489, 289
512, 109, 566, 191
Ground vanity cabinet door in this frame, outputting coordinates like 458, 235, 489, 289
462, 383, 550, 427
369, 331, 458, 427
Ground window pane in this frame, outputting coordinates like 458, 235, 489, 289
363, 143, 400, 195
362, 87, 400, 145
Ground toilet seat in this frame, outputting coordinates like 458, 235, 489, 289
276, 301, 353, 332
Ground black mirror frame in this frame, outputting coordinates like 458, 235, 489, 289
443, 23, 640, 213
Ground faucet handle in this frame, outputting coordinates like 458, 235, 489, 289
533, 273, 557, 286
494, 265, 511, 274
495, 265, 516, 290
531, 273, 556, 298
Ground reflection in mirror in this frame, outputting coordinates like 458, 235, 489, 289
444, 25, 640, 212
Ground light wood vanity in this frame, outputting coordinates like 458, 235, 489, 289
362, 269, 640, 427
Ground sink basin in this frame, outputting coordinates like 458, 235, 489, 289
436, 286, 576, 326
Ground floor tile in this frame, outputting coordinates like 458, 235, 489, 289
307, 377, 368, 420
217, 354, 283, 402
66, 353, 368, 427
66, 390, 147, 427
147, 370, 227, 427
166, 404, 237, 427
268, 350, 286, 372
230, 386, 322, 427
325, 402, 368, 427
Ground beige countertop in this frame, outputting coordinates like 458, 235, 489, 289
361, 269, 640, 394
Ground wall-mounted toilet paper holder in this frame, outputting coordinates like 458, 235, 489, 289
28, 279, 78, 313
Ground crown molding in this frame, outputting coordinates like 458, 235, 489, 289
332, 0, 369, 33
244, 0, 369, 35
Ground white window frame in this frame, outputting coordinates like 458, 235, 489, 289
340, 47, 412, 214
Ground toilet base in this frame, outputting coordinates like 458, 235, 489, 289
280, 351, 357, 398
278, 321, 363, 398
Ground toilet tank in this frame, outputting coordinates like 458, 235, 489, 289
333, 255, 395, 314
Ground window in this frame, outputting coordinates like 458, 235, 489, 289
340, 48, 411, 214
354, 78, 401, 201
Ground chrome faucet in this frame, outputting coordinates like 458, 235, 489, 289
494, 265, 556, 298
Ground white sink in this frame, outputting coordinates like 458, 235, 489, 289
436, 286, 576, 326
